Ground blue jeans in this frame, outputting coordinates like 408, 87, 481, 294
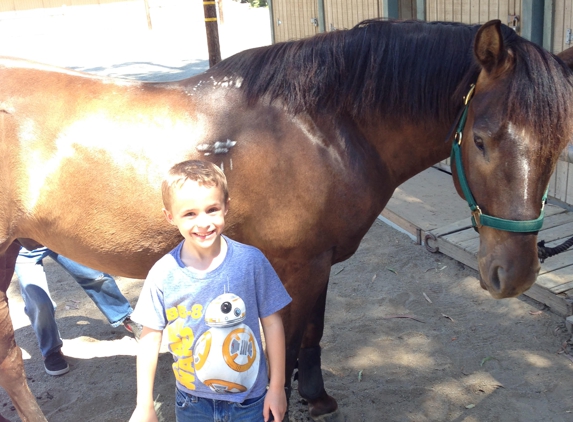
175, 388, 267, 422
16, 246, 133, 357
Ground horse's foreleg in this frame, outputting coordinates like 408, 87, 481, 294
297, 284, 340, 421
0, 242, 47, 422
278, 253, 341, 422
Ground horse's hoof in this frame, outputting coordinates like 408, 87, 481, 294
308, 394, 343, 422
309, 408, 345, 422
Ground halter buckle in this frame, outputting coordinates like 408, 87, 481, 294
472, 206, 483, 228
464, 84, 476, 105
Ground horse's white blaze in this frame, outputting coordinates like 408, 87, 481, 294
507, 122, 533, 204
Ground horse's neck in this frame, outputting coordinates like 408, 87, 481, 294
359, 118, 454, 186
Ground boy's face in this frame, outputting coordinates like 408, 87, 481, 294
163, 180, 228, 254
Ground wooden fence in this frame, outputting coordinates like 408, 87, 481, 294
425, 0, 521, 26
0, 0, 131, 12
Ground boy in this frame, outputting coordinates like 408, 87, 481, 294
129, 160, 292, 422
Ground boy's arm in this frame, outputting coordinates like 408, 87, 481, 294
261, 312, 287, 422
129, 326, 163, 422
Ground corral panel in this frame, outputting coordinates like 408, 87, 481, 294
272, 1, 426, 40
0, 1, 16, 13
549, 0, 573, 206
71, 0, 99, 5
42, 0, 69, 7
554, 0, 573, 53
271, 0, 318, 43
324, 0, 381, 31
399, 0, 415, 19
0, 0, 134, 11
426, 0, 520, 27
13, 0, 45, 10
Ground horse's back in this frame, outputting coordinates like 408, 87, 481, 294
0, 61, 386, 276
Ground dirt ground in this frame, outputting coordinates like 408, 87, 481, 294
2, 220, 573, 422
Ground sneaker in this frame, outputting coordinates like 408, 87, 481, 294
123, 317, 142, 341
44, 351, 69, 376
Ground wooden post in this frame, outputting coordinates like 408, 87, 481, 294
521, 0, 545, 46
143, 0, 152, 29
203, 1, 222, 67
416, 0, 426, 21
317, 0, 325, 33
543, 0, 554, 52
217, 0, 224, 25
384, 0, 399, 19
268, 0, 276, 44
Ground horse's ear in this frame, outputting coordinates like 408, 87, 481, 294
474, 20, 507, 74
557, 46, 573, 71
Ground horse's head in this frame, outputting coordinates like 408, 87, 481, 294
452, 20, 573, 299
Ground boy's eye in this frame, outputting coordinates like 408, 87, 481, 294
208, 207, 219, 214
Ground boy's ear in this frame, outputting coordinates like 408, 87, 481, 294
225, 197, 230, 215
163, 208, 175, 225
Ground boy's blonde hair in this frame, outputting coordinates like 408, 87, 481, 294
162, 160, 228, 210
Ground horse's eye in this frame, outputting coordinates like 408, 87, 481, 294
474, 135, 485, 152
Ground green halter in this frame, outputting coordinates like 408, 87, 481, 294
450, 84, 547, 233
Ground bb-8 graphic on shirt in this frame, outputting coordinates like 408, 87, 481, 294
193, 293, 260, 393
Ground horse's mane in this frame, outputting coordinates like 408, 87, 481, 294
206, 19, 572, 138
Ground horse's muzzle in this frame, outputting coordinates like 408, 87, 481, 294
479, 257, 540, 299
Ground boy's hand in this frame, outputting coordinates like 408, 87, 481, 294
263, 385, 287, 422
129, 403, 159, 422
261, 312, 287, 421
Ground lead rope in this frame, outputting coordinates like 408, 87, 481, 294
538, 236, 573, 263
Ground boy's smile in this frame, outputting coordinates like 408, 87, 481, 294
163, 179, 228, 264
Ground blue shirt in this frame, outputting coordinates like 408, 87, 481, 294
132, 235, 292, 403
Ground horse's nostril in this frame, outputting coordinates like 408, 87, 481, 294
489, 265, 503, 292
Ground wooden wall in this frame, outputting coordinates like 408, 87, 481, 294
546, 1, 573, 207
554, 0, 573, 54
399, 0, 416, 18
271, 0, 387, 42
271, 0, 525, 43
323, 0, 381, 31
426, 0, 521, 27
0, 0, 129, 12
271, 0, 319, 42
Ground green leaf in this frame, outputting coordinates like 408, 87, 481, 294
480, 356, 497, 366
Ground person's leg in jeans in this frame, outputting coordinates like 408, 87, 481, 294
15, 247, 69, 375
49, 252, 133, 326
47, 251, 141, 338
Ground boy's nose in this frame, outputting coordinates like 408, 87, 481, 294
195, 213, 210, 228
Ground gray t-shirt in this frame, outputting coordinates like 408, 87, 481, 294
132, 235, 292, 403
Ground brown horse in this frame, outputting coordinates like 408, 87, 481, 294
0, 19, 571, 421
